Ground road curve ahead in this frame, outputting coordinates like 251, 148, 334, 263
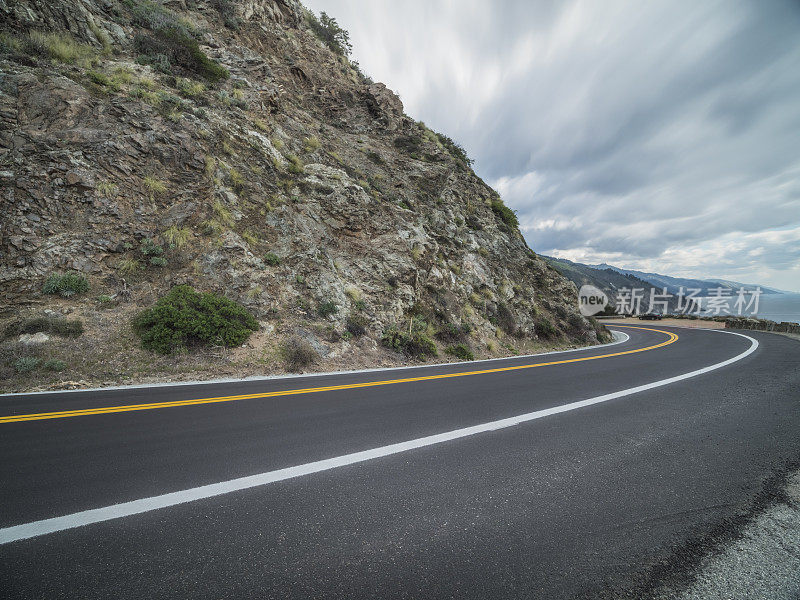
1, 325, 799, 599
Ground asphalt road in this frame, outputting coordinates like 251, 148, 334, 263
1, 325, 798, 599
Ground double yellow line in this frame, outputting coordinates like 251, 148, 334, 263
0, 325, 677, 424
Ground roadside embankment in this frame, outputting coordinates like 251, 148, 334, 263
599, 317, 725, 329
724, 318, 800, 334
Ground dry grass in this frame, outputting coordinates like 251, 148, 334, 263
599, 317, 725, 329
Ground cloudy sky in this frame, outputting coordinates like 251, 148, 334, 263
305, 0, 800, 291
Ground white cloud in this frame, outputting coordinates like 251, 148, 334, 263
304, 0, 800, 290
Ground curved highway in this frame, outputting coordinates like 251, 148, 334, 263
1, 325, 799, 598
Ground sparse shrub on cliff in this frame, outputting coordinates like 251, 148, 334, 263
117, 258, 143, 275
435, 132, 473, 170
43, 359, 67, 372
164, 226, 191, 249
286, 154, 304, 175
393, 134, 423, 158
281, 337, 319, 372
42, 273, 89, 298
436, 322, 471, 343
212, 200, 235, 227
345, 314, 369, 337
24, 32, 94, 65
318, 301, 338, 318
491, 197, 519, 230
366, 150, 384, 165
344, 286, 362, 303
445, 344, 475, 361
149, 256, 168, 267
212, 0, 242, 30
588, 317, 613, 343
140, 238, 164, 257
126, 0, 228, 82
14, 357, 41, 373
176, 77, 205, 98
134, 27, 228, 83
306, 11, 352, 57
536, 318, 558, 339
303, 136, 321, 152
381, 326, 437, 360
0, 33, 21, 54
495, 302, 519, 337
263, 252, 281, 266
143, 176, 167, 198
96, 181, 118, 198
133, 285, 258, 354
229, 167, 245, 190
87, 70, 120, 91
4, 317, 84, 340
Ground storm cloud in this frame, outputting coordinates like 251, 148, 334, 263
304, 0, 800, 290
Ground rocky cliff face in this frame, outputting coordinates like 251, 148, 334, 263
0, 0, 606, 390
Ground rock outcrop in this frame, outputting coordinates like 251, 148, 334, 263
0, 0, 606, 387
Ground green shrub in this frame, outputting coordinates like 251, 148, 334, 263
263, 252, 280, 266
142, 176, 167, 197
303, 136, 321, 152
536, 318, 558, 339
134, 27, 228, 83
212, 0, 242, 30
445, 344, 475, 361
281, 337, 319, 372
87, 70, 120, 91
177, 77, 205, 97
588, 317, 613, 343
345, 314, 369, 337
229, 167, 245, 190
149, 256, 168, 267
490, 198, 519, 230
366, 150, 384, 165
42, 273, 89, 297
393, 134, 423, 157
306, 11, 352, 57
132, 285, 258, 354
435, 132, 474, 169
317, 301, 338, 318
286, 154, 304, 175
4, 316, 85, 340
127, 11, 209, 87
140, 238, 164, 256
0, 32, 21, 54
43, 359, 67, 372
436, 322, 470, 343
164, 226, 191, 249
14, 357, 41, 373
495, 302, 519, 336
118, 258, 143, 275
24, 31, 94, 64
381, 327, 437, 360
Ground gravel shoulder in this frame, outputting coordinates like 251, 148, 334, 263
656, 470, 800, 600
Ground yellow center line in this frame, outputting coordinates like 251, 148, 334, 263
0, 325, 677, 424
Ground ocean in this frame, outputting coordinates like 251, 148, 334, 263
752, 292, 800, 324
690, 292, 800, 323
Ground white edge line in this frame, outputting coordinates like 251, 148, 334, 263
0, 329, 757, 545
0, 332, 629, 398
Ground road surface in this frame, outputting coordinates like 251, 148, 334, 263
1, 325, 798, 599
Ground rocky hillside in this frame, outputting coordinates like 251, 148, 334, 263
0, 0, 608, 391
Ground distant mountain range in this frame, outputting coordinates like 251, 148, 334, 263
542, 256, 783, 315
587, 263, 783, 295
